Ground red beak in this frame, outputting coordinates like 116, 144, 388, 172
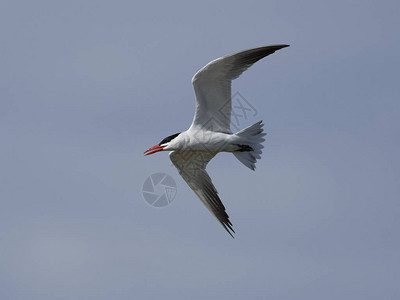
144, 145, 166, 156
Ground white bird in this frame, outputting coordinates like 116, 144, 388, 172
144, 44, 289, 237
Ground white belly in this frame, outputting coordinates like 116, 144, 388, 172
185, 130, 238, 152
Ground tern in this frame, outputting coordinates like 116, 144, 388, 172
144, 44, 289, 237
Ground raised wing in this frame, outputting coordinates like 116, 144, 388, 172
190, 44, 289, 133
169, 151, 235, 237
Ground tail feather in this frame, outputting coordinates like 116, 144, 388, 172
233, 121, 266, 170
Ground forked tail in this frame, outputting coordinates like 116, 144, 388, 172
233, 120, 266, 171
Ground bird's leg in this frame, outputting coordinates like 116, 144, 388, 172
233, 144, 254, 152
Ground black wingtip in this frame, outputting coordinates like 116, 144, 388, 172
272, 44, 290, 50
222, 222, 235, 238
226, 227, 235, 239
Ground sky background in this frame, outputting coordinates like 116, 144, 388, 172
1, 0, 399, 299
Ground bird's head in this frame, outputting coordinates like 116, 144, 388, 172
144, 132, 181, 156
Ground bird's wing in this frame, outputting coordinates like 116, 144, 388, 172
169, 151, 234, 237
190, 44, 289, 133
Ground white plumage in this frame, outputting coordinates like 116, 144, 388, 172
144, 44, 289, 237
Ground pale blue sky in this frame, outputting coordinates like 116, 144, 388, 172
1, 0, 399, 299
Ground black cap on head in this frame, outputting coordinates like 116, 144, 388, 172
159, 133, 180, 146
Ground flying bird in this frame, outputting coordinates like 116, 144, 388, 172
144, 44, 289, 237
